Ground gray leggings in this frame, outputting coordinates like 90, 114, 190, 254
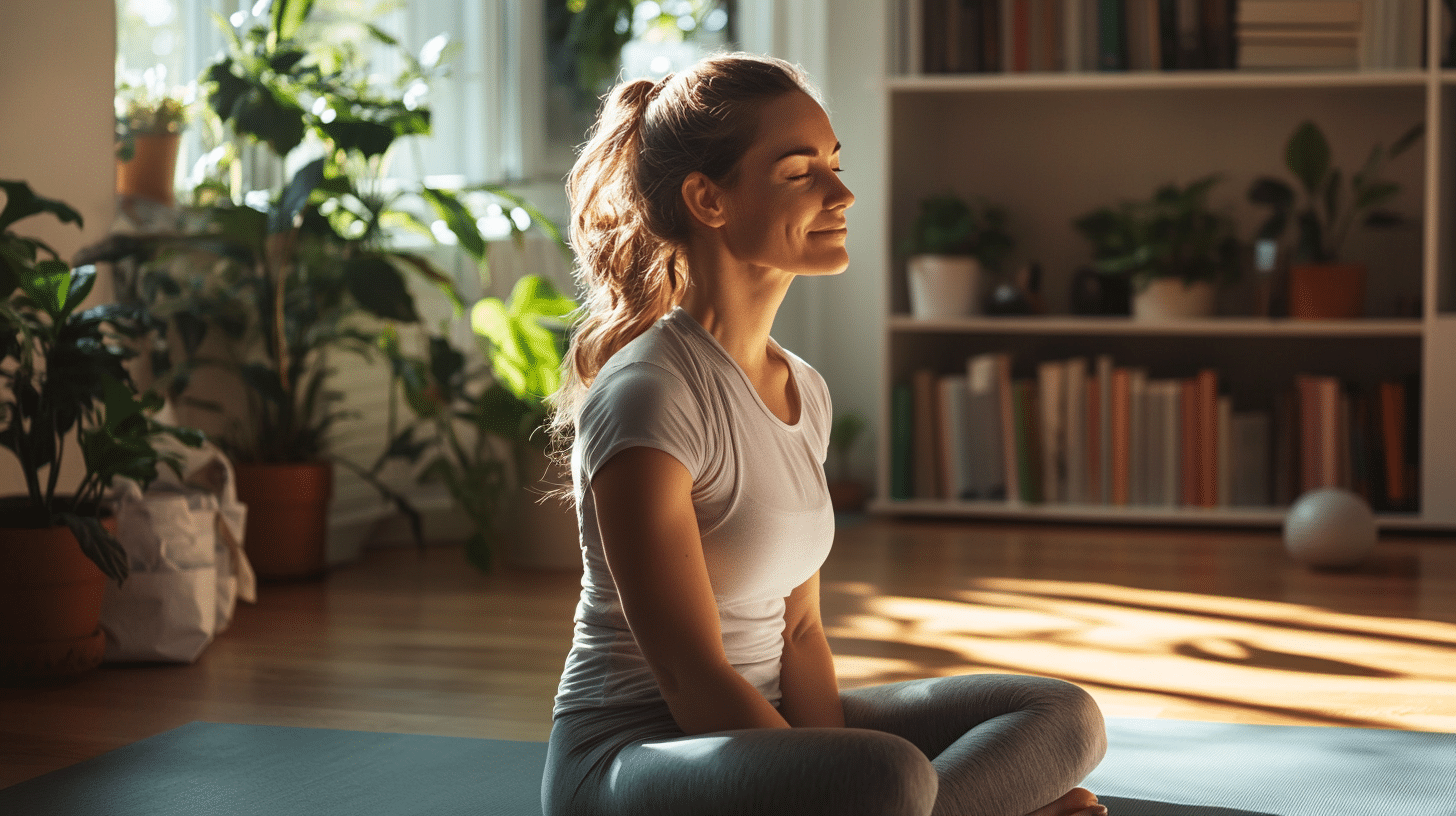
541, 674, 1107, 816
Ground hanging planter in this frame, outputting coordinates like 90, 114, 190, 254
0, 520, 113, 684
233, 461, 333, 580
1288, 262, 1366, 320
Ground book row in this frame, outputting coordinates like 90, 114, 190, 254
916, 0, 1430, 75
889, 352, 1419, 512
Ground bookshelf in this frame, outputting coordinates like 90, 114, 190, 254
874, 1, 1456, 530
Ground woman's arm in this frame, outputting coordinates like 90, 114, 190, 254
778, 571, 845, 728
591, 445, 790, 735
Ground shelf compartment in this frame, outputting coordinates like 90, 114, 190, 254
887, 315, 1426, 338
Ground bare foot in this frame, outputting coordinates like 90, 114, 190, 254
1025, 787, 1108, 816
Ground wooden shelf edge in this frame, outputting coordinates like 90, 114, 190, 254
866, 499, 1440, 530
886, 315, 1426, 337
887, 70, 1431, 93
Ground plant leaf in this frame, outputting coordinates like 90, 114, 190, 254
421, 186, 488, 268
1286, 120, 1331, 198
272, 0, 316, 43
343, 255, 419, 322
270, 158, 325, 234
0, 179, 83, 234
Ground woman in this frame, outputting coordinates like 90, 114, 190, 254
542, 53, 1108, 816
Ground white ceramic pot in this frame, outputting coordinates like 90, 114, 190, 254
1132, 278, 1216, 320
908, 255, 983, 319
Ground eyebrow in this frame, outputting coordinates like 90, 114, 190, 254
773, 142, 841, 163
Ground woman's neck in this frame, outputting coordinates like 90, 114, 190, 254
679, 259, 793, 378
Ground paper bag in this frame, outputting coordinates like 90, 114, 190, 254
102, 443, 254, 663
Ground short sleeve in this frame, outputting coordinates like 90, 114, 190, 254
577, 361, 707, 482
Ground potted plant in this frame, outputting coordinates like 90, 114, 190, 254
375, 273, 577, 572
115, 82, 187, 207
1, 180, 201, 683
1247, 119, 1423, 319
1073, 175, 1241, 320
137, 0, 467, 579
826, 412, 868, 513
903, 194, 1013, 319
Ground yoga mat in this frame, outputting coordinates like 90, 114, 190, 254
1085, 719, 1456, 816
1, 719, 1451, 815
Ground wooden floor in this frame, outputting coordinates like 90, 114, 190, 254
4, 517, 1455, 788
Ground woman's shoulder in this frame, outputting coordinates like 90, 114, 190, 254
583, 324, 703, 428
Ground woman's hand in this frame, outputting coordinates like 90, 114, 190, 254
592, 445, 791, 734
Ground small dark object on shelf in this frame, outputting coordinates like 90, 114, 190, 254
987, 262, 1046, 315
1069, 266, 1131, 316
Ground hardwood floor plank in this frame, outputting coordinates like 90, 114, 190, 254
3, 518, 1453, 788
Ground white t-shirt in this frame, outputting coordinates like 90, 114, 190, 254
553, 307, 836, 717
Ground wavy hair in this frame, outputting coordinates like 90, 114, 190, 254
548, 53, 817, 451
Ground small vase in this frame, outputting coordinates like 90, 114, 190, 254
908, 255, 983, 319
233, 461, 333, 580
1288, 263, 1366, 320
116, 132, 180, 207
1132, 279, 1216, 320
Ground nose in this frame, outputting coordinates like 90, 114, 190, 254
829, 171, 855, 210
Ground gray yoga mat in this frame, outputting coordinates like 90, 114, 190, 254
1, 718, 1452, 815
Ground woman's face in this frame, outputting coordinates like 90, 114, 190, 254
715, 91, 855, 277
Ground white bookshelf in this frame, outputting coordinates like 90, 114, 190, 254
874, 1, 1456, 530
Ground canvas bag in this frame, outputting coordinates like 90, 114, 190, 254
102, 441, 255, 663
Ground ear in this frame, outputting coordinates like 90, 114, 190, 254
681, 171, 728, 229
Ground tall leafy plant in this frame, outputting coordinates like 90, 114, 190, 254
1247, 120, 1424, 264
149, 0, 480, 466
1, 180, 201, 584
373, 274, 576, 572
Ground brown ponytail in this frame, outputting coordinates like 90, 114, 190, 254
549, 53, 816, 452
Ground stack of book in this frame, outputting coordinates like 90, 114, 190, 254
912, 0, 1430, 74
890, 353, 1418, 513
1237, 0, 1364, 70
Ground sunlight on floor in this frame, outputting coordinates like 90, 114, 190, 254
825, 577, 1456, 732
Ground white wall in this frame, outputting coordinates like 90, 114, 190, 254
757, 0, 889, 487
0, 0, 118, 501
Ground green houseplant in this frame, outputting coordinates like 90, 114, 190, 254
1073, 175, 1240, 320
375, 274, 577, 572
903, 193, 1013, 319
1247, 119, 1423, 319
114, 82, 188, 206
1, 180, 201, 682
136, 0, 472, 578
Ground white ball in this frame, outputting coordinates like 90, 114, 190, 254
1283, 488, 1378, 568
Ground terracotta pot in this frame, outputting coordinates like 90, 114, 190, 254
505, 447, 581, 572
233, 461, 333, 580
1288, 263, 1366, 320
1, 519, 114, 684
1132, 279, 1216, 320
116, 132, 180, 207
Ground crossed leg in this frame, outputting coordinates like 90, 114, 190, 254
543, 673, 1107, 816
